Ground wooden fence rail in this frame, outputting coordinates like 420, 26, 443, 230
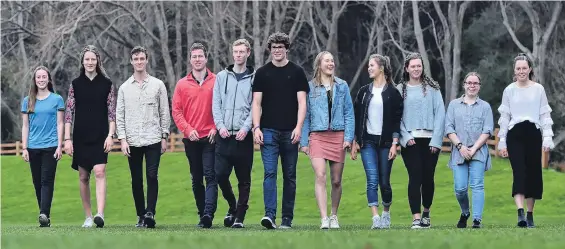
1, 128, 550, 168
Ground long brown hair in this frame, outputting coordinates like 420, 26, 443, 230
27, 66, 55, 113
312, 51, 335, 87
369, 53, 394, 86
79, 45, 108, 78
399, 52, 440, 99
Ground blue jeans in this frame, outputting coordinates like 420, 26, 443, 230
360, 142, 393, 207
452, 160, 485, 220
261, 128, 298, 222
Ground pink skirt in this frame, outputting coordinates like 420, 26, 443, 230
308, 131, 346, 163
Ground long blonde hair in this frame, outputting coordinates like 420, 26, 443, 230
312, 51, 335, 90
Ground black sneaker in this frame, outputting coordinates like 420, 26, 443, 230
136, 216, 145, 227
420, 217, 431, 228
472, 219, 481, 228
197, 219, 204, 228
457, 213, 470, 228
526, 212, 535, 228
93, 213, 105, 228
224, 213, 235, 227
200, 214, 213, 228
517, 209, 527, 228
260, 216, 276, 229
279, 217, 292, 229
231, 218, 244, 228
144, 212, 156, 228
39, 214, 50, 227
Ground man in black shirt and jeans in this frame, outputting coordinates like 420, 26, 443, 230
251, 32, 309, 229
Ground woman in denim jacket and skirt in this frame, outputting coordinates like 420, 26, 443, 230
300, 51, 355, 229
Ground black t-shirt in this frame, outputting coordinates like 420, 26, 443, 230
252, 61, 309, 131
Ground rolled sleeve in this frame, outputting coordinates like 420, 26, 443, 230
482, 103, 494, 135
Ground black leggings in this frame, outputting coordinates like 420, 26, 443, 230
28, 147, 58, 217
401, 138, 440, 214
507, 121, 543, 199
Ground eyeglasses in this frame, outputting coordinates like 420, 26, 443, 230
465, 82, 481, 86
271, 46, 286, 51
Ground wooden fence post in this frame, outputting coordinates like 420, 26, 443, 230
542, 150, 549, 169
15, 141, 21, 156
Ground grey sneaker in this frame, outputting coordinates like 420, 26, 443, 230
380, 212, 391, 229
135, 216, 145, 227
39, 214, 50, 227
371, 215, 381, 229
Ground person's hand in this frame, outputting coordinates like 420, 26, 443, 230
467, 146, 477, 158
459, 145, 471, 160
21, 149, 29, 162
161, 138, 167, 154
219, 128, 229, 139
54, 147, 62, 161
300, 146, 309, 155
290, 126, 301, 144
121, 140, 130, 157
64, 140, 73, 156
430, 146, 439, 154
208, 129, 217, 144
350, 142, 359, 160
188, 130, 200, 141
104, 136, 114, 153
407, 139, 416, 146
388, 145, 397, 160
236, 129, 247, 141
343, 141, 351, 150
254, 129, 263, 145
499, 148, 508, 158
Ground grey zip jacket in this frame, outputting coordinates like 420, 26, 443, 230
212, 64, 256, 135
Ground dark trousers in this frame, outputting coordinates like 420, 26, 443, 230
183, 137, 222, 218
215, 133, 254, 221
507, 121, 543, 199
28, 147, 58, 218
261, 128, 299, 222
127, 142, 161, 216
401, 138, 440, 214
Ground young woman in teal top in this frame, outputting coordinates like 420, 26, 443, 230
21, 66, 65, 227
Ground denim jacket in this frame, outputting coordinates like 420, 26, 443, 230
300, 77, 355, 147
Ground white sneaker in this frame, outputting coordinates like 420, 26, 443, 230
411, 219, 423, 229
380, 212, 391, 229
371, 215, 381, 229
82, 217, 93, 228
320, 217, 330, 229
329, 215, 340, 229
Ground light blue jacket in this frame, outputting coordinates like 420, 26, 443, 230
300, 77, 355, 147
396, 83, 446, 149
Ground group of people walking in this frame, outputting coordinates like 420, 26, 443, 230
20, 31, 555, 230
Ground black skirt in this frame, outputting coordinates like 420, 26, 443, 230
507, 121, 543, 199
71, 138, 109, 172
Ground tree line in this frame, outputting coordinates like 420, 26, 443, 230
1, 1, 564, 162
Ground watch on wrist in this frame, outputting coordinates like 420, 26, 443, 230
456, 143, 463, 150
392, 141, 398, 145
252, 126, 260, 132
162, 133, 169, 139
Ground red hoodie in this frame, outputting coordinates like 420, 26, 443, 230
172, 68, 216, 139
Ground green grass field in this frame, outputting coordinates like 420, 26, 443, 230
2, 152, 565, 249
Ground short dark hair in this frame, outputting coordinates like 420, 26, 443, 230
190, 42, 207, 58
130, 46, 148, 60
267, 32, 290, 50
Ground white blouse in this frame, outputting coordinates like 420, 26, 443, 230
497, 82, 554, 149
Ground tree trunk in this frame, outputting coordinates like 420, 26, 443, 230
186, 2, 194, 74
153, 3, 176, 92
412, 0, 432, 77
175, 2, 183, 80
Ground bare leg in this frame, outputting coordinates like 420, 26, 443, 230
93, 164, 107, 215
311, 158, 328, 218
78, 167, 92, 217
514, 194, 525, 209
526, 198, 535, 212
329, 161, 344, 216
